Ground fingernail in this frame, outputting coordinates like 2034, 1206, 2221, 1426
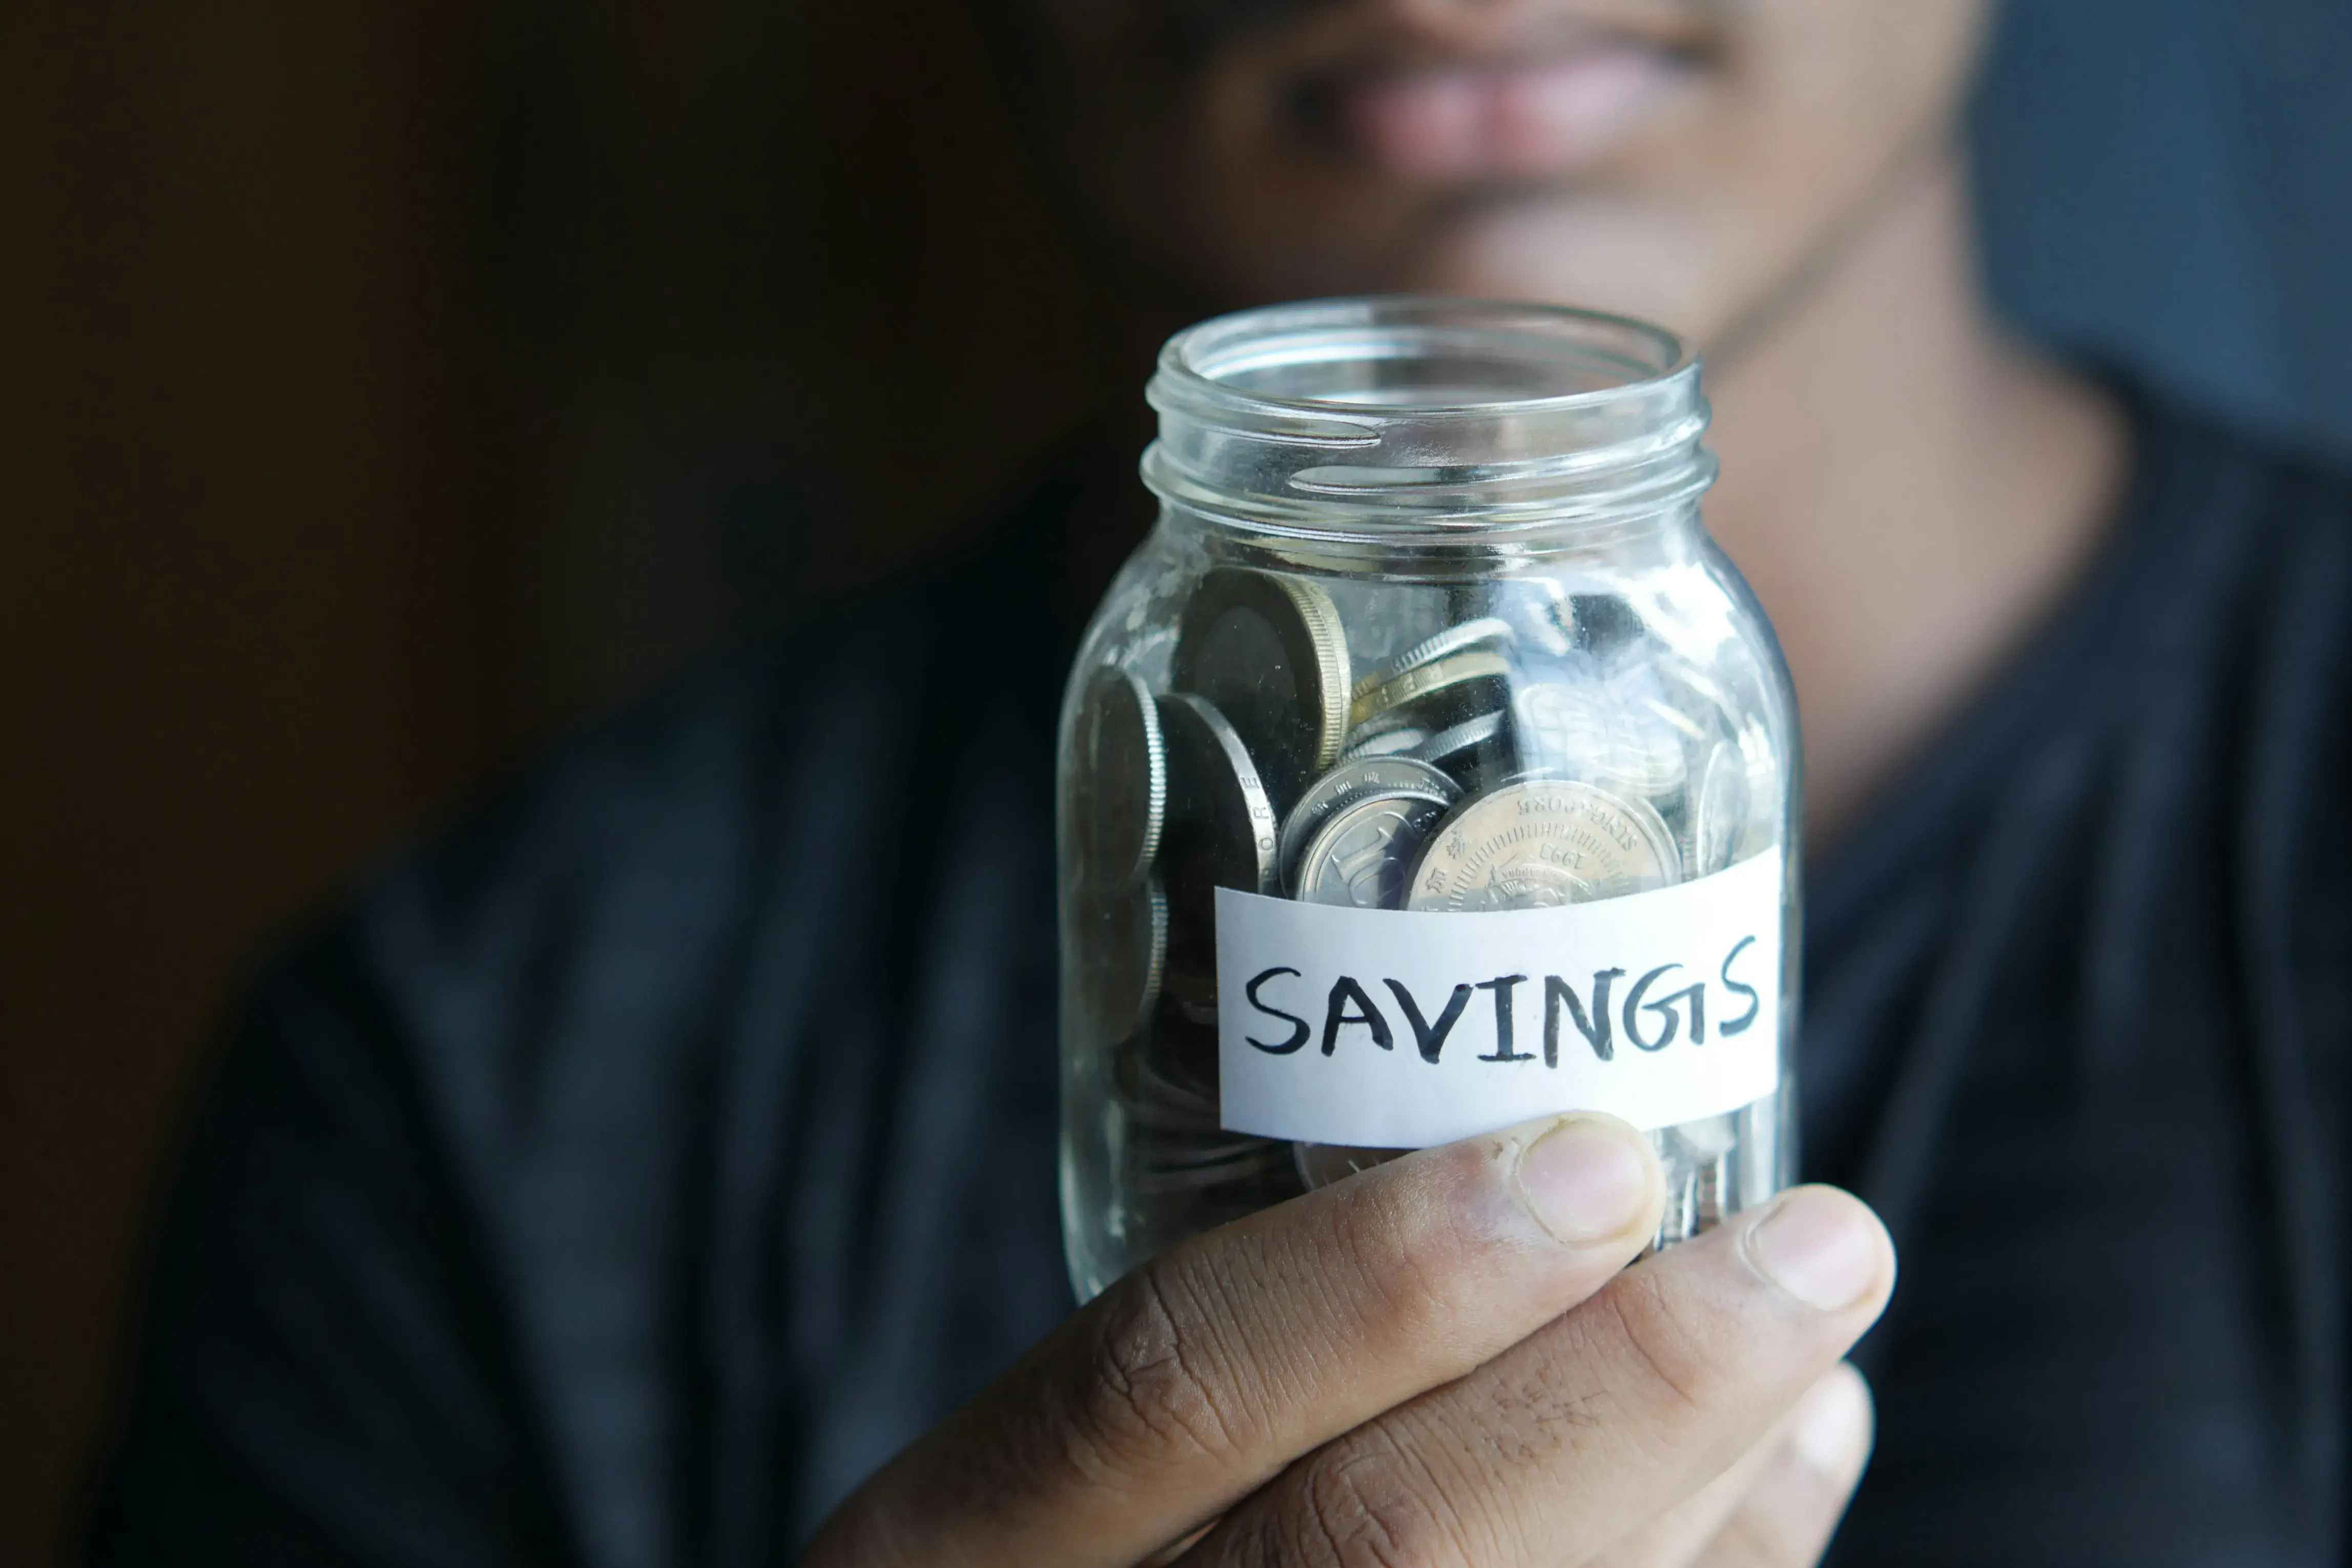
1514, 1116, 1655, 1244
1746, 1188, 1884, 1311
1789, 1368, 1872, 1476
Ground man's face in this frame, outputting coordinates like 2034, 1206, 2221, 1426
1012, 0, 1989, 345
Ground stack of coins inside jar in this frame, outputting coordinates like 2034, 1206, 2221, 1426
1068, 558, 1785, 1262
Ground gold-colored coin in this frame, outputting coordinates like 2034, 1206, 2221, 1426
1349, 617, 1515, 707
1347, 648, 1512, 730
1172, 568, 1350, 808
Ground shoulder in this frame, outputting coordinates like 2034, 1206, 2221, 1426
89, 520, 1076, 1560
256, 518, 1071, 1128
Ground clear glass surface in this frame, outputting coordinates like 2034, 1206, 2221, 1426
1059, 299, 1801, 1301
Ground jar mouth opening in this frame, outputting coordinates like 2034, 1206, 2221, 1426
1160, 296, 1697, 419
1144, 296, 1713, 540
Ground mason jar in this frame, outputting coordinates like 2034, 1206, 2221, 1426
1058, 297, 1799, 1301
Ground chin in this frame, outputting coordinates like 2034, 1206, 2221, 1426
1381, 195, 1724, 340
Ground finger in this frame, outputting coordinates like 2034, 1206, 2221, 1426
1182, 1184, 1895, 1568
804, 1112, 1668, 1568
1593, 1365, 1872, 1568
1689, 1364, 1873, 1568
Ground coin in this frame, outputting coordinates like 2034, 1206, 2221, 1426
1600, 689, 1690, 799
1348, 647, 1513, 730
1686, 740, 1749, 876
1295, 792, 1454, 910
1406, 779, 1681, 911
1116, 1045, 1219, 1133
1277, 755, 1462, 891
1172, 568, 1351, 807
1128, 1141, 1293, 1195
1350, 617, 1516, 707
1158, 691, 1281, 1007
1568, 593, 1645, 654
1734, 717, 1781, 858
1081, 878, 1166, 1040
1486, 578, 1574, 657
1144, 993, 1220, 1101
1411, 709, 1511, 776
1072, 666, 1166, 895
1655, 656, 1744, 735
1158, 692, 1279, 894
1513, 675, 1687, 801
1341, 725, 1432, 761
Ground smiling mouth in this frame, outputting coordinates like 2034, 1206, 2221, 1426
1285, 36, 1709, 184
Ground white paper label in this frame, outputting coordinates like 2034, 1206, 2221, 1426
1216, 850, 1783, 1144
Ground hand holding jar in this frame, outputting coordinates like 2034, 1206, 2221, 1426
806, 300, 1893, 1568
804, 1119, 1894, 1568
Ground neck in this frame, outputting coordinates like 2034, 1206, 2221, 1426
1701, 155, 2126, 844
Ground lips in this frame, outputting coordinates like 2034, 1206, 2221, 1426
1306, 40, 1693, 182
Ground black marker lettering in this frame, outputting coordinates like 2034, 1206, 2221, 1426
1623, 963, 1704, 1050
1476, 974, 1534, 1062
1719, 936, 1762, 1037
1384, 979, 1475, 1064
1244, 966, 1311, 1055
1544, 969, 1624, 1065
1320, 976, 1394, 1056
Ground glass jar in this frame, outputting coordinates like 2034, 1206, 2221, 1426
1059, 297, 1799, 1301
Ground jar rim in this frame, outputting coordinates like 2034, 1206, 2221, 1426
1154, 296, 1699, 422
1143, 295, 1714, 540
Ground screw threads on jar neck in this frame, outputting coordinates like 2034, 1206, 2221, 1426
1142, 296, 1716, 547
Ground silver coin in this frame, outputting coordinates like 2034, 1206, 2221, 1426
1072, 666, 1166, 895
1349, 647, 1513, 731
1294, 1142, 1409, 1190
1116, 1055, 1220, 1133
1128, 1143, 1292, 1195
1342, 725, 1432, 761
1487, 577, 1574, 657
1158, 693, 1280, 894
1412, 709, 1510, 772
1350, 617, 1516, 707
1686, 741, 1750, 877
1512, 677, 1616, 766
1655, 656, 1744, 734
1693, 1153, 1727, 1230
1143, 1000, 1220, 1103
1141, 1130, 1279, 1170
1081, 878, 1167, 1041
1513, 677, 1687, 801
1172, 568, 1351, 808
1296, 792, 1454, 910
1734, 717, 1782, 859
1157, 692, 1281, 1005
1406, 779, 1682, 911
1603, 692, 1691, 799
1277, 756, 1462, 891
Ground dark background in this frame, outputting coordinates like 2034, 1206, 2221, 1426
5, 1, 2347, 1562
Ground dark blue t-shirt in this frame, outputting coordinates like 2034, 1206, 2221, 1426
88, 399, 2352, 1566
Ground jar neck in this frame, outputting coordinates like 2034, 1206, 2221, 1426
1140, 297, 1718, 562
1152, 494, 1710, 579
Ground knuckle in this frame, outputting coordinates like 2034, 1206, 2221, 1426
1319, 1180, 1456, 1351
1069, 1261, 1245, 1478
1271, 1439, 1475, 1568
1594, 1269, 1722, 1419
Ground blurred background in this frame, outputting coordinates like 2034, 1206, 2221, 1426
5, 0, 2349, 1561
